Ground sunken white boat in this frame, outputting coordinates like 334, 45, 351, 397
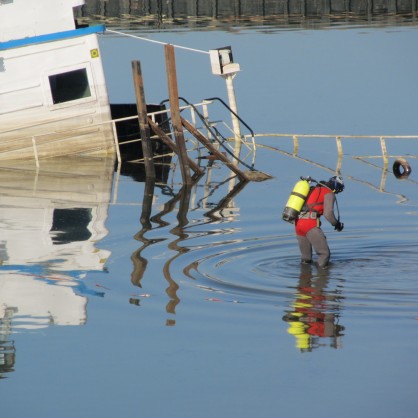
0, 0, 116, 160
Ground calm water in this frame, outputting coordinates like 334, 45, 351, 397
2, 22, 418, 418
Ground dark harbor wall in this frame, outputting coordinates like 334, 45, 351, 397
80, 0, 418, 28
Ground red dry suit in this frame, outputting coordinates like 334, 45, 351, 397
295, 185, 336, 236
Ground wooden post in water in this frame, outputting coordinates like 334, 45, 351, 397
132, 60, 155, 179
164, 44, 192, 186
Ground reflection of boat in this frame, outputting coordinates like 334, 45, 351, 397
0, 157, 113, 328
0, 270, 89, 378
0, 157, 113, 377
0, 272, 88, 328
0, 157, 113, 271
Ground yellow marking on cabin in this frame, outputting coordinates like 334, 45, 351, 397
90, 49, 99, 58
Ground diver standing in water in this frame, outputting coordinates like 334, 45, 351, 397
283, 176, 345, 268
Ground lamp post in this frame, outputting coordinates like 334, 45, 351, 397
209, 46, 241, 166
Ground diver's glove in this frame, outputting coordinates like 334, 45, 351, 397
334, 221, 344, 232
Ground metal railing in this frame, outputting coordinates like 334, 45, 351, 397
249, 132, 418, 161
0, 101, 206, 164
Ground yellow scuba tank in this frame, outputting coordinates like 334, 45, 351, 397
282, 178, 312, 223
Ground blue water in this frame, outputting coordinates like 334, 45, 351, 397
2, 23, 418, 418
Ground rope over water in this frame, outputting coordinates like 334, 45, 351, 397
105, 29, 210, 55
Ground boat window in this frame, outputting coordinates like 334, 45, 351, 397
48, 68, 91, 104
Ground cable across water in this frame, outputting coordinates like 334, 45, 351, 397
105, 29, 210, 55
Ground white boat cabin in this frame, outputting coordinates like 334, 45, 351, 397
0, 0, 115, 160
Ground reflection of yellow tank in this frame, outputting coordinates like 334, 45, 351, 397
285, 293, 313, 350
282, 179, 311, 223
287, 321, 310, 350
283, 262, 345, 352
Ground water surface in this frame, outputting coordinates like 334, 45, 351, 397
1, 20, 418, 418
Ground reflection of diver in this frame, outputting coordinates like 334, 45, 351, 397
282, 263, 344, 352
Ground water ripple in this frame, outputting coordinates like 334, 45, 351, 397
178, 231, 418, 317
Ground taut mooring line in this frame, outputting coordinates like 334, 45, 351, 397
105, 29, 210, 55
